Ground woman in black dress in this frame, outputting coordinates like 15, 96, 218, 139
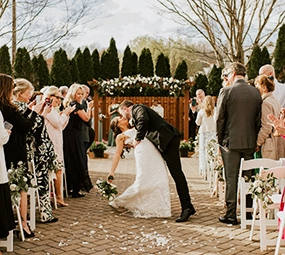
62, 84, 94, 198
0, 73, 37, 238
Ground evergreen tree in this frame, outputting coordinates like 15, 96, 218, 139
50, 48, 72, 86
121, 45, 133, 77
31, 54, 50, 90
247, 45, 262, 79
273, 24, 285, 81
131, 52, 138, 75
100, 50, 110, 80
74, 48, 85, 84
190, 74, 208, 97
0, 45, 12, 75
69, 58, 79, 83
174, 60, 188, 80
206, 64, 222, 96
165, 56, 171, 77
260, 46, 271, 66
81, 47, 94, 84
138, 48, 154, 77
14, 47, 33, 80
155, 53, 170, 77
91, 49, 101, 79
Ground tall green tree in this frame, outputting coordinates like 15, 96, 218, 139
32, 54, 50, 90
121, 45, 133, 77
131, 52, 138, 75
155, 53, 170, 77
81, 47, 94, 85
206, 65, 222, 96
174, 60, 187, 80
138, 48, 154, 77
190, 74, 208, 97
261, 46, 271, 66
14, 47, 33, 80
100, 50, 110, 80
91, 49, 101, 79
50, 48, 72, 86
274, 24, 285, 81
69, 58, 79, 83
0, 45, 12, 75
74, 48, 85, 84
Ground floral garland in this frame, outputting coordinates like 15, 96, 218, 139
248, 173, 277, 209
95, 75, 189, 97
7, 161, 37, 206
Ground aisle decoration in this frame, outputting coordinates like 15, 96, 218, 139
248, 173, 277, 209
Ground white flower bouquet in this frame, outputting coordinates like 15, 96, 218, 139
95, 178, 118, 200
248, 173, 277, 209
7, 161, 37, 206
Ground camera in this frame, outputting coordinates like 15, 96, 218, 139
191, 98, 197, 106
45, 98, 53, 106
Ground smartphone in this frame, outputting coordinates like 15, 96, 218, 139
191, 98, 197, 106
36, 95, 41, 104
4, 121, 13, 130
45, 98, 53, 106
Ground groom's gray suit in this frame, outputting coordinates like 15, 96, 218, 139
216, 78, 262, 218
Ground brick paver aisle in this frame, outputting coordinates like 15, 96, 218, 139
2, 148, 277, 254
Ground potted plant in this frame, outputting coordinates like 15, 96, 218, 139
89, 140, 108, 158
179, 139, 191, 157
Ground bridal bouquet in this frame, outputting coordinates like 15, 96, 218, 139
248, 173, 277, 209
7, 161, 37, 206
95, 178, 118, 200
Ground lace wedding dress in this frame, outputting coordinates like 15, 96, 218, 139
109, 128, 171, 218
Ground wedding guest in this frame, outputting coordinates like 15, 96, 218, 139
0, 110, 15, 240
107, 97, 120, 146
63, 84, 93, 198
151, 99, 164, 118
13, 78, 58, 223
216, 62, 262, 225
195, 89, 206, 110
42, 86, 75, 207
188, 98, 198, 141
254, 75, 285, 159
259, 64, 285, 108
59, 85, 69, 98
107, 116, 171, 218
119, 100, 196, 222
0, 73, 37, 237
196, 96, 216, 178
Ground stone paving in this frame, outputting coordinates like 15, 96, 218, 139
1, 147, 281, 254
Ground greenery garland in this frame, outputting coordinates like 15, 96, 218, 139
94, 75, 190, 98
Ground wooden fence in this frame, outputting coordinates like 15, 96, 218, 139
92, 89, 190, 142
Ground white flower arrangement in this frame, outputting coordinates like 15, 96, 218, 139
248, 173, 277, 209
96, 75, 188, 97
95, 178, 118, 200
7, 161, 37, 206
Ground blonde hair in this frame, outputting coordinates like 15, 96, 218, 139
203, 95, 215, 117
63, 83, 85, 108
13, 78, 34, 97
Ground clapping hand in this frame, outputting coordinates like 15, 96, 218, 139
267, 109, 285, 136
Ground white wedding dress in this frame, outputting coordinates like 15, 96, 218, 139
109, 128, 171, 218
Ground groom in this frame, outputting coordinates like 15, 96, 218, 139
119, 100, 196, 222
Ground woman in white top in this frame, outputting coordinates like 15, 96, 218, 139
0, 111, 15, 239
196, 95, 217, 178
42, 86, 75, 206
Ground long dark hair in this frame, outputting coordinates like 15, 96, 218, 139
0, 73, 18, 112
110, 116, 131, 158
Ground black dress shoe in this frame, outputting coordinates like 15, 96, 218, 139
175, 207, 196, 222
218, 216, 238, 225
72, 192, 85, 198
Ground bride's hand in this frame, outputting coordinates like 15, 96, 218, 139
107, 174, 115, 183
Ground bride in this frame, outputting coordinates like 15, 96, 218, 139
107, 116, 171, 218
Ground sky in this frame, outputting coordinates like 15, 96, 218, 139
71, 0, 180, 50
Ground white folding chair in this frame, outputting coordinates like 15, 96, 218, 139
275, 206, 285, 255
238, 158, 282, 229
0, 230, 13, 251
250, 166, 285, 251
49, 170, 57, 209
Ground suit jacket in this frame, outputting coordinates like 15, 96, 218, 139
132, 104, 180, 152
216, 78, 262, 150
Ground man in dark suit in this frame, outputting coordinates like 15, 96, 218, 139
119, 100, 196, 222
216, 62, 262, 225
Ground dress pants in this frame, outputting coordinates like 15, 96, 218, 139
220, 146, 255, 218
